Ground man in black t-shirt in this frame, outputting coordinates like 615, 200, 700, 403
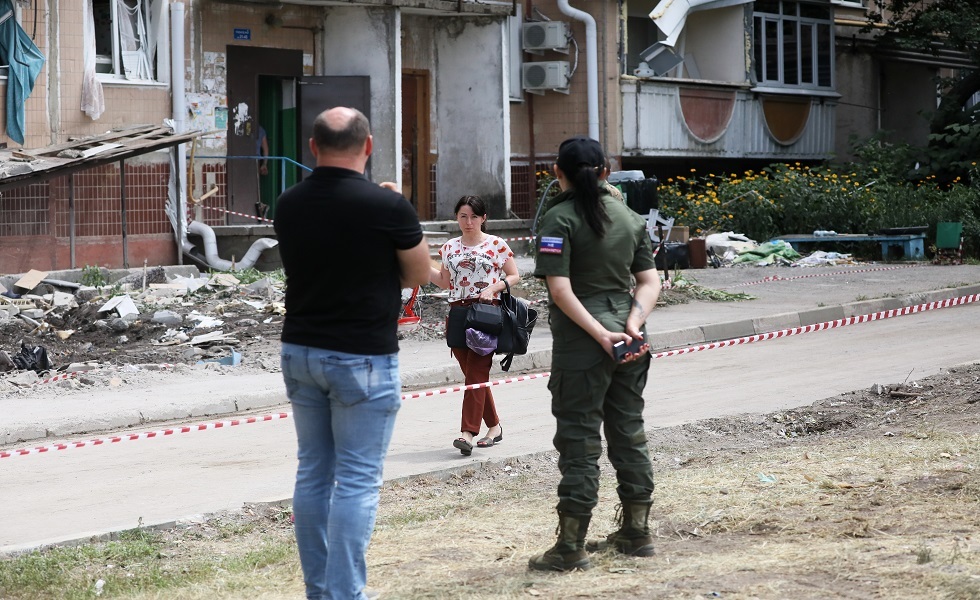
274, 107, 430, 600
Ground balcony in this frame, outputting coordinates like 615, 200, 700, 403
621, 78, 837, 161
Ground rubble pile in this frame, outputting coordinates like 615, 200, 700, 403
0, 267, 287, 388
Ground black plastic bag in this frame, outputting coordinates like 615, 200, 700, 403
654, 242, 690, 270
10, 342, 53, 372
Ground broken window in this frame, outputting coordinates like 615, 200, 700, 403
91, 0, 164, 81
753, 1, 834, 89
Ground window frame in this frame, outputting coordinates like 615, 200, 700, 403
753, 1, 835, 91
93, 0, 160, 83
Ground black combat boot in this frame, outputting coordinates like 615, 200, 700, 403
585, 500, 655, 557
527, 511, 592, 572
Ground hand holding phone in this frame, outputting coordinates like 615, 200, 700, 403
612, 334, 647, 362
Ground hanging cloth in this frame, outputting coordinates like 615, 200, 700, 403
81, 0, 105, 119
0, 0, 46, 144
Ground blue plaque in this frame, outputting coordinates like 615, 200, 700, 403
234, 28, 251, 40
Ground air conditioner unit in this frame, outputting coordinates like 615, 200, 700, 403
522, 21, 569, 54
522, 61, 570, 95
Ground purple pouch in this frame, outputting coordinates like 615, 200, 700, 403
465, 328, 498, 356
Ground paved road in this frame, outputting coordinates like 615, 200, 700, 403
2, 302, 978, 553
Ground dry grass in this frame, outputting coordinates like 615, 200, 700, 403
370, 429, 980, 600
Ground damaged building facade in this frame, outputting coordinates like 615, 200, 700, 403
0, 0, 515, 273
507, 0, 973, 208
1, 0, 970, 273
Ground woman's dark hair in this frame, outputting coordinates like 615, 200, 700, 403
556, 137, 610, 237
454, 195, 488, 232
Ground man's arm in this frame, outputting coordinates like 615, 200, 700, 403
397, 239, 432, 288
259, 134, 269, 176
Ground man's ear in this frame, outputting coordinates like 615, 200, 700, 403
309, 138, 318, 159
364, 134, 373, 157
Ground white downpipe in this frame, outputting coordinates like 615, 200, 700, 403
171, 2, 187, 251
187, 221, 278, 271
556, 0, 598, 140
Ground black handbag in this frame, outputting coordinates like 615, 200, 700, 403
446, 305, 469, 349
465, 302, 504, 335
496, 281, 538, 371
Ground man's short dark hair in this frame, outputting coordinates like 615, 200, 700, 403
312, 108, 370, 153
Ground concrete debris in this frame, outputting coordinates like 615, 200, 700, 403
1, 265, 286, 384
99, 295, 140, 318
152, 310, 183, 326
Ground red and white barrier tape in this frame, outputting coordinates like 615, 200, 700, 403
202, 205, 274, 224
0, 413, 290, 459
726, 264, 921, 288
400, 372, 550, 400
4, 292, 977, 459
37, 371, 78, 385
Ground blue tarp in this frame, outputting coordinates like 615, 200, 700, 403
0, 0, 45, 145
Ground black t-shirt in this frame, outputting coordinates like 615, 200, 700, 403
274, 166, 424, 355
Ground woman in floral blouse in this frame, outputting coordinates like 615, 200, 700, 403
430, 195, 520, 456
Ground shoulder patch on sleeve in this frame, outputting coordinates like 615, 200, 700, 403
539, 236, 564, 255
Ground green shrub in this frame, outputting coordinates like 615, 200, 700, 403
656, 160, 980, 258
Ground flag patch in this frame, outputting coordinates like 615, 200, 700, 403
539, 236, 564, 255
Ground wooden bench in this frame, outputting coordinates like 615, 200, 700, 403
773, 233, 926, 261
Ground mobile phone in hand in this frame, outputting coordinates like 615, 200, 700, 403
612, 334, 646, 362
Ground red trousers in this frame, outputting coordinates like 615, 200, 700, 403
451, 347, 500, 435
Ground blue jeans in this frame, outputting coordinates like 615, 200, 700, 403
281, 343, 401, 600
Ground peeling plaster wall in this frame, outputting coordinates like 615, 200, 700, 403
322, 7, 400, 186
186, 51, 228, 153
189, 2, 319, 154
433, 17, 508, 219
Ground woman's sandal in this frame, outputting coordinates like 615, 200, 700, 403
453, 438, 473, 456
476, 425, 503, 448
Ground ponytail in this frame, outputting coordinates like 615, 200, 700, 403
570, 164, 610, 237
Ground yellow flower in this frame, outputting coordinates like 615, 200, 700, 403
698, 216, 704, 221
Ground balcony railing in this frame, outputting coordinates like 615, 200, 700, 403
622, 78, 837, 161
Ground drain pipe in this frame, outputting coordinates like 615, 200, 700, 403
187, 221, 278, 271
171, 2, 187, 264
556, 0, 598, 140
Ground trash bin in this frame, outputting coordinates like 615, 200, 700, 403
608, 170, 659, 216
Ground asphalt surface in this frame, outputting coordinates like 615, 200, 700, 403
3, 260, 980, 448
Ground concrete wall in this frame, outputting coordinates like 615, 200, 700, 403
321, 7, 400, 186
833, 49, 879, 161
431, 17, 510, 219
880, 61, 936, 148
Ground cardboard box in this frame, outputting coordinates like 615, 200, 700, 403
665, 226, 689, 244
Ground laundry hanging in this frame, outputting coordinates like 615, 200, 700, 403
0, 0, 46, 145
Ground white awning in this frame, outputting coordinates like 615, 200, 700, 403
650, 0, 753, 47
